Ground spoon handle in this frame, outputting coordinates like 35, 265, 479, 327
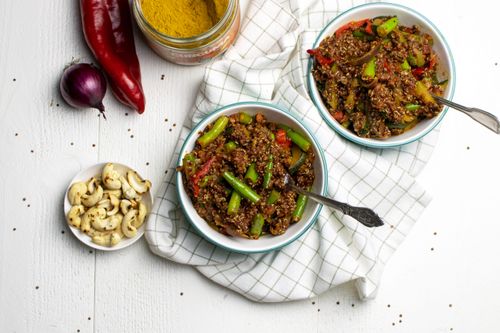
433, 95, 500, 134
289, 185, 384, 228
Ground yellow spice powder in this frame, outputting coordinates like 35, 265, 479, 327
141, 0, 229, 38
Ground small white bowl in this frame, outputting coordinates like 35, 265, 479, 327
63, 163, 153, 251
176, 102, 328, 253
307, 2, 456, 148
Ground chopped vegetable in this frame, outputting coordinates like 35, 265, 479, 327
266, 190, 280, 205
262, 156, 273, 189
222, 172, 261, 203
307, 48, 334, 67
197, 116, 229, 147
227, 191, 241, 215
250, 214, 265, 238
363, 57, 376, 78
376, 17, 398, 37
335, 19, 369, 37
191, 157, 216, 197
415, 80, 435, 104
244, 163, 258, 183
275, 129, 291, 148
405, 103, 420, 111
224, 141, 237, 152
289, 145, 306, 175
278, 125, 311, 152
292, 190, 309, 222
401, 59, 411, 71
238, 112, 253, 124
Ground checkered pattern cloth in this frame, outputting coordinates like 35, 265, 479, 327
145, 0, 435, 302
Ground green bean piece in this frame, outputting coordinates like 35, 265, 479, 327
224, 141, 237, 152
200, 176, 210, 188
401, 59, 411, 71
197, 116, 229, 147
292, 191, 309, 222
269, 131, 275, 141
277, 124, 311, 152
376, 17, 398, 37
250, 214, 265, 238
244, 163, 259, 183
238, 112, 253, 124
363, 57, 376, 78
405, 103, 420, 111
227, 191, 241, 215
266, 190, 280, 205
222, 172, 261, 203
262, 156, 273, 189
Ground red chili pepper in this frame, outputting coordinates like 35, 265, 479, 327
365, 20, 373, 35
412, 67, 425, 78
80, 0, 146, 114
333, 111, 345, 122
335, 19, 369, 37
275, 129, 291, 148
191, 157, 216, 197
307, 49, 334, 67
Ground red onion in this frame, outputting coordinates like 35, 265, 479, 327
60, 63, 107, 118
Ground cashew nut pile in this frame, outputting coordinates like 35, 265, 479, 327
67, 163, 151, 247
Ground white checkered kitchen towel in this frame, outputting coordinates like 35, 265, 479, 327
145, 0, 436, 302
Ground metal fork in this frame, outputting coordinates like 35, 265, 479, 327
284, 174, 384, 228
433, 95, 500, 134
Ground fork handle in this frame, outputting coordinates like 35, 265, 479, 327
290, 185, 384, 228
433, 95, 500, 134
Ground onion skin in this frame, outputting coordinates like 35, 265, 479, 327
60, 63, 107, 117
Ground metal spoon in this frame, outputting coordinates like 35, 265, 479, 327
284, 174, 384, 228
432, 95, 500, 134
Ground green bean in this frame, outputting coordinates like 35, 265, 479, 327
278, 125, 311, 152
405, 104, 420, 111
269, 131, 275, 141
363, 57, 376, 78
197, 116, 229, 147
266, 190, 280, 205
238, 112, 253, 124
227, 191, 241, 215
244, 163, 258, 183
222, 172, 261, 203
376, 17, 398, 37
250, 214, 265, 238
401, 59, 411, 71
262, 156, 273, 189
292, 188, 310, 222
224, 141, 237, 152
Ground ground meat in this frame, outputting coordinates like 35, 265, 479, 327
310, 16, 447, 138
179, 113, 315, 239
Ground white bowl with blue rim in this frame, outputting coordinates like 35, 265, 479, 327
176, 102, 328, 253
307, 2, 456, 148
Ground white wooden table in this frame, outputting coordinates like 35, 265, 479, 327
1, 0, 499, 332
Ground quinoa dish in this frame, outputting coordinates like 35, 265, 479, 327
309, 16, 448, 138
178, 112, 315, 239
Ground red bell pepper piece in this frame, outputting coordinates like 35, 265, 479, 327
275, 129, 291, 148
365, 20, 373, 35
333, 111, 345, 122
307, 49, 334, 67
80, 0, 146, 114
412, 67, 425, 78
191, 157, 216, 197
335, 19, 369, 37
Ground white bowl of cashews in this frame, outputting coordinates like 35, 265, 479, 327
64, 162, 153, 251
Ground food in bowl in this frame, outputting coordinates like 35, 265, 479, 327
309, 16, 448, 139
178, 112, 315, 239
66, 163, 151, 247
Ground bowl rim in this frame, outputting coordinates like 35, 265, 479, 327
175, 101, 328, 254
306, 2, 456, 148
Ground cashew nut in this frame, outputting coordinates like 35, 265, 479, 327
104, 189, 122, 198
97, 198, 111, 210
81, 207, 106, 233
81, 184, 104, 207
133, 202, 147, 229
122, 209, 138, 238
119, 176, 139, 200
127, 171, 152, 194
120, 199, 139, 215
107, 194, 120, 216
92, 233, 111, 246
68, 182, 87, 205
102, 163, 122, 190
91, 213, 122, 232
67, 205, 85, 228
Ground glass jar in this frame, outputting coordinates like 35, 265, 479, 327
133, 0, 240, 65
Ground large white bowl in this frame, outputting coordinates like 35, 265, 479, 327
307, 2, 456, 148
176, 102, 328, 253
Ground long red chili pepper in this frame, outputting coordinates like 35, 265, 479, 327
191, 157, 216, 197
80, 0, 145, 114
